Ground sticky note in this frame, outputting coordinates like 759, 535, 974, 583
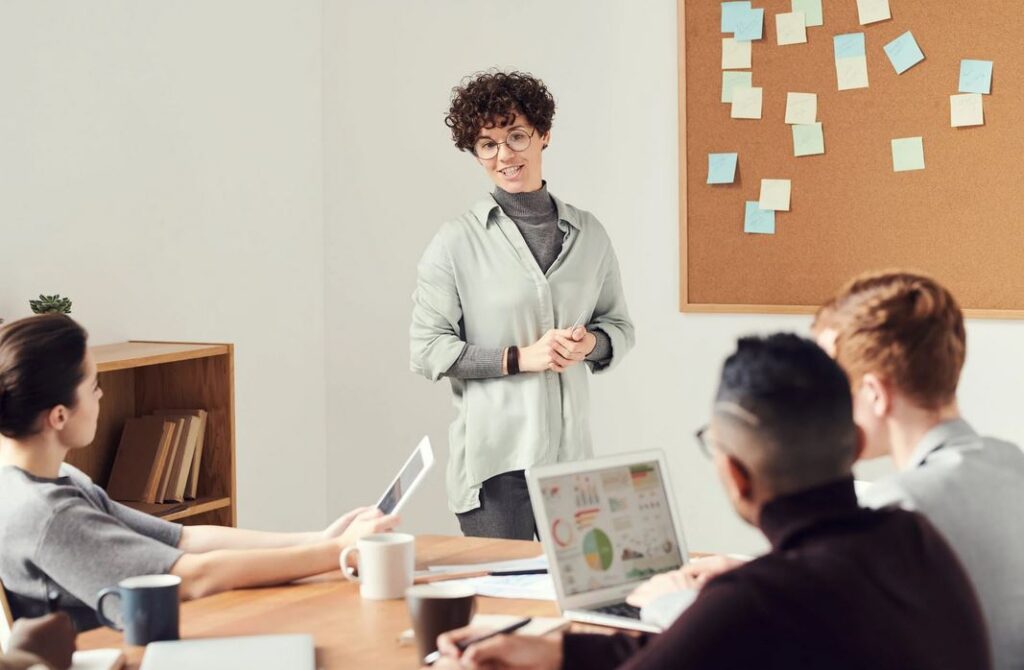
734, 8, 765, 41
834, 33, 866, 59
731, 86, 763, 119
744, 201, 776, 234
857, 0, 890, 25
776, 12, 807, 46
959, 60, 993, 94
722, 2, 753, 32
891, 137, 925, 172
759, 179, 791, 211
884, 32, 924, 74
708, 153, 739, 184
722, 71, 753, 103
722, 37, 753, 69
836, 56, 869, 90
785, 92, 817, 124
950, 94, 984, 128
793, 123, 825, 156
792, 0, 823, 27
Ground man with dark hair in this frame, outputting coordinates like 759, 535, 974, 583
426, 334, 990, 670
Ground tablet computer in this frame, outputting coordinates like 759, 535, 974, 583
376, 436, 434, 515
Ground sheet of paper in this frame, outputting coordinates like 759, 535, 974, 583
792, 122, 825, 156
426, 555, 547, 573
722, 37, 753, 69
857, 0, 890, 25
776, 12, 807, 45
730, 86, 763, 119
707, 153, 739, 184
759, 179, 791, 211
950, 93, 984, 127
462, 574, 556, 601
398, 615, 569, 646
792, 0, 823, 27
883, 31, 924, 74
891, 137, 925, 172
722, 71, 753, 103
733, 7, 764, 42
959, 60, 993, 94
721, 1, 753, 32
744, 201, 776, 234
785, 92, 817, 124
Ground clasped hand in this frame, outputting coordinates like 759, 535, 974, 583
519, 327, 595, 373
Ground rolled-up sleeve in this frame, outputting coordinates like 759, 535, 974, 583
410, 230, 468, 381
586, 245, 635, 374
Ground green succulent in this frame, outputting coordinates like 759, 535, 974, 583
29, 294, 73, 315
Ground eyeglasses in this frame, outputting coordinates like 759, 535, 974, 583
473, 128, 536, 160
694, 425, 713, 459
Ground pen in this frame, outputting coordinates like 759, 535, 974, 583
424, 617, 533, 666
570, 308, 589, 330
488, 568, 548, 576
46, 589, 60, 614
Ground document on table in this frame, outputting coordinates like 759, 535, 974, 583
462, 573, 556, 601
426, 554, 548, 574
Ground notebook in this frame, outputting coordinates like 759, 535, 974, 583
139, 634, 315, 670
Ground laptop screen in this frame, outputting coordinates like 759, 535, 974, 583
536, 460, 684, 596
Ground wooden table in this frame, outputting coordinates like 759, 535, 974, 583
78, 535, 564, 669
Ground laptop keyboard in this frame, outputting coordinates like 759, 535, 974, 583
593, 603, 642, 620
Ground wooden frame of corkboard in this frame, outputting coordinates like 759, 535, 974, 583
678, 0, 1024, 318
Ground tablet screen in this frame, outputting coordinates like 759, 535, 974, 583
378, 449, 425, 515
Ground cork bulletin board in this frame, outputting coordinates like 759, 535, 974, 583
678, 0, 1024, 317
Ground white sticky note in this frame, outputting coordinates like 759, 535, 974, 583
722, 71, 753, 103
836, 55, 869, 91
891, 137, 925, 172
792, 0, 823, 27
731, 86, 763, 119
857, 0, 890, 24
792, 123, 825, 156
950, 94, 984, 128
722, 37, 753, 69
785, 92, 817, 124
776, 12, 807, 45
759, 179, 791, 211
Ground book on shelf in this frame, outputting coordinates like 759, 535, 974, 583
154, 418, 185, 503
151, 410, 205, 503
105, 417, 176, 503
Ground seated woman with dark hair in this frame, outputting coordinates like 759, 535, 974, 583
0, 314, 398, 631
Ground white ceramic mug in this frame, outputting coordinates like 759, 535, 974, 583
340, 533, 415, 600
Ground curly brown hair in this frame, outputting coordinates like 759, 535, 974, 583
445, 70, 556, 153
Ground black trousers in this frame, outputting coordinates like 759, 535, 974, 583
456, 470, 538, 540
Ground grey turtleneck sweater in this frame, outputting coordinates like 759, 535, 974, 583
445, 184, 612, 379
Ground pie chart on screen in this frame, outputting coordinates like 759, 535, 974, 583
552, 518, 573, 547
583, 528, 614, 571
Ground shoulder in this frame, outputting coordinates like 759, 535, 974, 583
423, 197, 496, 256
553, 196, 610, 240
0, 466, 89, 530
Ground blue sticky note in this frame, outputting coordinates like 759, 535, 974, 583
891, 137, 925, 172
959, 60, 993, 94
708, 153, 739, 184
793, 123, 825, 156
834, 33, 865, 59
884, 32, 924, 74
744, 201, 775, 234
722, 1, 752, 32
733, 8, 765, 41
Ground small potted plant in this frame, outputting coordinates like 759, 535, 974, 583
29, 294, 73, 315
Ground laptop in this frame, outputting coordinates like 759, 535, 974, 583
139, 634, 315, 670
526, 450, 689, 634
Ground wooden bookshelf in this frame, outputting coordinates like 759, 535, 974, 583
66, 341, 237, 527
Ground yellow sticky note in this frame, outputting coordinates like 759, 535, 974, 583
785, 92, 817, 124
857, 0, 890, 25
722, 38, 753, 69
950, 94, 984, 128
836, 56, 869, 90
776, 12, 807, 46
759, 179, 791, 211
731, 86, 763, 119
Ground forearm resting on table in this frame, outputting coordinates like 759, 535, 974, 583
179, 525, 320, 552
170, 541, 341, 600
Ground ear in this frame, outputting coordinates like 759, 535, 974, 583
860, 373, 891, 418
541, 130, 551, 149
46, 405, 69, 432
724, 454, 754, 502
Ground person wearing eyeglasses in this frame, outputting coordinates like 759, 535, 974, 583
425, 335, 988, 670
410, 70, 635, 539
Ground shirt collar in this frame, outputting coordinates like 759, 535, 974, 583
469, 189, 581, 230
758, 476, 863, 551
906, 418, 978, 469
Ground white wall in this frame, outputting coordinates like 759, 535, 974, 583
324, 0, 1024, 555
0, 1, 328, 531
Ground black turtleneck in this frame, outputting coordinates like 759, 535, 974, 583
562, 477, 990, 670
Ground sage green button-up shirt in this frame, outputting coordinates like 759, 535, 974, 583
410, 192, 635, 513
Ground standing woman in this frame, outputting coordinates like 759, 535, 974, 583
410, 70, 635, 539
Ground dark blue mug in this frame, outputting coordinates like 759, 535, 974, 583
96, 574, 181, 645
